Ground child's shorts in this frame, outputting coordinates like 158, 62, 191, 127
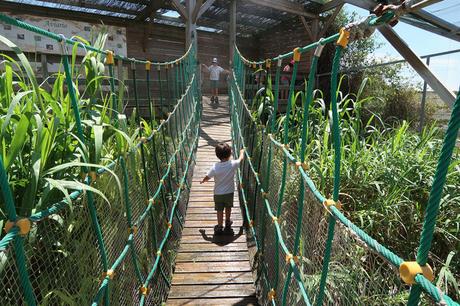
214, 193, 234, 211
210, 80, 219, 89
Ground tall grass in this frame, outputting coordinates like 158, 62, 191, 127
249, 75, 460, 300
0, 31, 155, 303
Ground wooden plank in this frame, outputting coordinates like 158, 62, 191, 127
179, 242, 248, 252
185, 214, 242, 221
168, 97, 257, 305
167, 297, 258, 305
172, 271, 254, 284
180, 234, 246, 243
168, 284, 256, 298
176, 252, 249, 262
174, 261, 251, 273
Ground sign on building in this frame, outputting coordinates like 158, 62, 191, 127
0, 13, 127, 57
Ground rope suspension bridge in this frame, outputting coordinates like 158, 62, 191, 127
0, 7, 459, 306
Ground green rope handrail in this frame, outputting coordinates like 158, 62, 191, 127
231, 11, 460, 304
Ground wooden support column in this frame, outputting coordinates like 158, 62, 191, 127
40, 53, 48, 80
229, 0, 236, 66
186, 0, 196, 49
379, 25, 456, 108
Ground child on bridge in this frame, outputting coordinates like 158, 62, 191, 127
200, 143, 245, 235
201, 57, 229, 104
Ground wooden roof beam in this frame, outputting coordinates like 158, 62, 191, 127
192, 0, 216, 23
135, 0, 166, 22
247, 0, 317, 19
317, 0, 344, 13
171, 0, 189, 20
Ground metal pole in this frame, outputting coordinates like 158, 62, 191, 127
419, 56, 430, 133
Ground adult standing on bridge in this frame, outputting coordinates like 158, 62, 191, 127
201, 57, 229, 104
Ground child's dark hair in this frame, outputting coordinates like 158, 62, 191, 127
215, 142, 232, 160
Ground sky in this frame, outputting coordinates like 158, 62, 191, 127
344, 1, 460, 91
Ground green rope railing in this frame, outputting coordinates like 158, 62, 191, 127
230, 10, 459, 306
0, 12, 200, 305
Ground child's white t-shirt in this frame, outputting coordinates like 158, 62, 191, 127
207, 65, 224, 81
207, 160, 240, 195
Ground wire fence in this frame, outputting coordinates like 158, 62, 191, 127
230, 11, 460, 306
0, 13, 201, 305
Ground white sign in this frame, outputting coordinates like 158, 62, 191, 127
0, 13, 127, 57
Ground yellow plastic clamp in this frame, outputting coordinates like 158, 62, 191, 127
102, 269, 115, 280
239, 183, 244, 189
128, 226, 138, 235
285, 253, 299, 264
293, 48, 301, 62
252, 63, 256, 69
145, 61, 151, 71
399, 262, 434, 285
261, 192, 268, 199
323, 199, 342, 210
337, 27, 351, 48
139, 286, 150, 296
268, 288, 276, 301
4, 218, 31, 236
106, 51, 114, 65
156, 250, 162, 257
272, 216, 278, 223
295, 161, 309, 171
265, 59, 271, 69
139, 137, 148, 144
89, 171, 97, 183
160, 179, 165, 186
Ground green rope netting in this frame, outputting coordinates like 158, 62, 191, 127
230, 11, 460, 306
0, 13, 201, 305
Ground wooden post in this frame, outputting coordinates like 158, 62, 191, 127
379, 25, 455, 108
40, 53, 48, 80
186, 0, 197, 49
229, 0, 236, 66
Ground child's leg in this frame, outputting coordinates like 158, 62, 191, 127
217, 210, 224, 227
225, 207, 232, 223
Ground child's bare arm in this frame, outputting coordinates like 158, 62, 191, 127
200, 176, 211, 184
238, 148, 245, 162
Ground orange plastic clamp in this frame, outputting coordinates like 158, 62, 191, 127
268, 288, 276, 301
106, 51, 114, 65
167, 222, 172, 229
139, 286, 150, 296
4, 218, 31, 236
128, 226, 138, 235
156, 250, 162, 257
249, 220, 254, 228
295, 161, 309, 171
252, 63, 256, 69
293, 47, 301, 62
139, 137, 148, 144
102, 269, 115, 280
89, 171, 97, 183
265, 59, 271, 69
337, 27, 350, 48
272, 216, 278, 223
323, 199, 342, 210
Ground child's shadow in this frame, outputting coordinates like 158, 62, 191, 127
199, 226, 244, 246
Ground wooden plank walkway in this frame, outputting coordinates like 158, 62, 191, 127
167, 96, 258, 306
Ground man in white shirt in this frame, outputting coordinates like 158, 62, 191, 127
201, 57, 229, 103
